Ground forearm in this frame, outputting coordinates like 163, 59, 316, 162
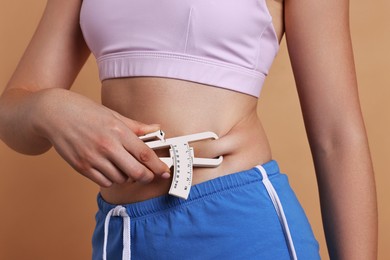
311, 135, 378, 259
0, 88, 54, 155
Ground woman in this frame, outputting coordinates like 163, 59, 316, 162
0, 0, 377, 259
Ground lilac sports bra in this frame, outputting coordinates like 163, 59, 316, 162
79, 0, 279, 97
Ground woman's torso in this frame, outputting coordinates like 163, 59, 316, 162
98, 0, 284, 204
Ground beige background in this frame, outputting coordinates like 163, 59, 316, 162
0, 1, 388, 259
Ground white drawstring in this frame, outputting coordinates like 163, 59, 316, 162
103, 205, 131, 260
256, 165, 298, 260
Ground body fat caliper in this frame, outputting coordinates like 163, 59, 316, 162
139, 130, 223, 199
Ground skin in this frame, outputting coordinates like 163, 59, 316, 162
0, 0, 377, 259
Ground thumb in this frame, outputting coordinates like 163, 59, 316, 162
109, 109, 161, 136
131, 121, 161, 136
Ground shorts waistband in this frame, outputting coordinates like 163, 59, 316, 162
97, 160, 280, 219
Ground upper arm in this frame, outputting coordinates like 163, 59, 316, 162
5, 0, 90, 92
284, 0, 367, 149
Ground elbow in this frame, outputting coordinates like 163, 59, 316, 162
0, 135, 53, 156
308, 127, 371, 159
21, 143, 53, 156
0, 87, 53, 155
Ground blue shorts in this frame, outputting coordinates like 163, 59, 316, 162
92, 160, 320, 259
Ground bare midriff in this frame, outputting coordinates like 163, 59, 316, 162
99, 78, 272, 204
99, 0, 284, 205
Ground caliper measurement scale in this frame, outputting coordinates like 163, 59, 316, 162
139, 130, 223, 199
170, 143, 193, 197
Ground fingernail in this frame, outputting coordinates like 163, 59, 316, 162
161, 172, 171, 179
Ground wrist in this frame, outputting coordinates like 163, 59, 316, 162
28, 88, 70, 144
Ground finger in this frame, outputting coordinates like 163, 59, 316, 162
86, 168, 113, 188
104, 142, 157, 184
92, 159, 128, 184
132, 122, 161, 136
108, 109, 161, 136
113, 138, 170, 180
128, 137, 171, 176
117, 153, 155, 184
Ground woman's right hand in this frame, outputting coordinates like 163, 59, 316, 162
31, 88, 171, 187
0, 0, 171, 187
